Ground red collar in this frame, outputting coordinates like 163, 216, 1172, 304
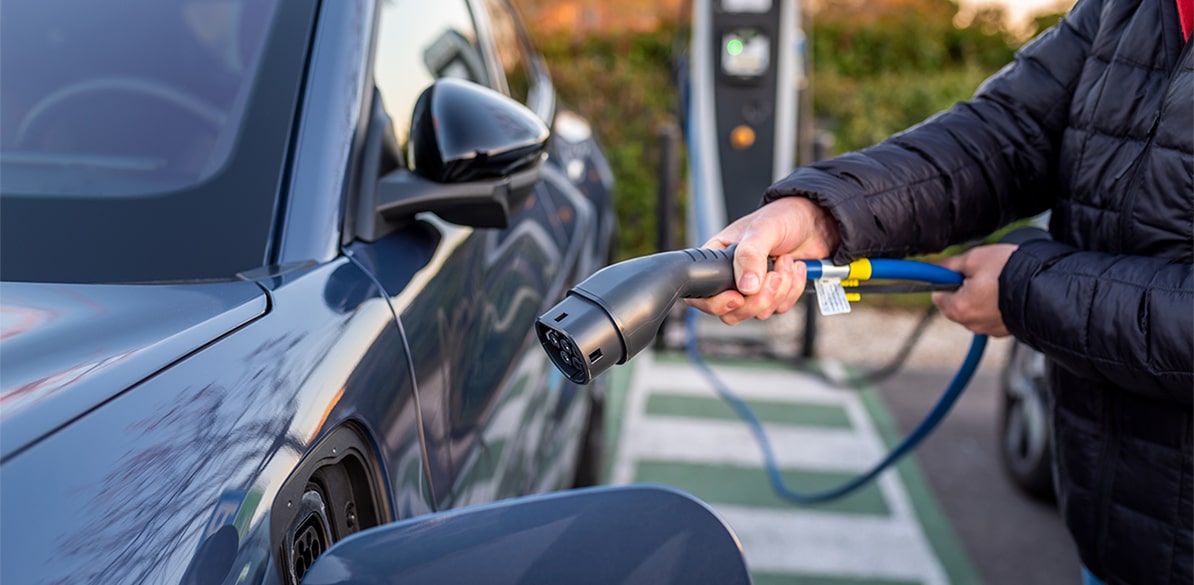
1179, 0, 1193, 40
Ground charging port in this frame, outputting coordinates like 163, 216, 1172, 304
271, 425, 389, 585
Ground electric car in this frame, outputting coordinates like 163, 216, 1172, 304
0, 1, 618, 583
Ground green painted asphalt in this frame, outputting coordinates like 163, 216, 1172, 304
634, 460, 890, 516
646, 393, 853, 428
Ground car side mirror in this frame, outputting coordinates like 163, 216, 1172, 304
409, 77, 548, 183
368, 79, 549, 234
300, 485, 751, 585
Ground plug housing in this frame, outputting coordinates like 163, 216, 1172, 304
537, 247, 738, 384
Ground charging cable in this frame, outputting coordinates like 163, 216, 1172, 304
684, 258, 988, 504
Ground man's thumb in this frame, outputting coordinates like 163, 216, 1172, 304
733, 243, 768, 294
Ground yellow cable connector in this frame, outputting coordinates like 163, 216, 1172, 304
845, 293, 861, 302
841, 279, 860, 287
848, 259, 873, 281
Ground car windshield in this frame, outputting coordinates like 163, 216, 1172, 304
1, 0, 309, 284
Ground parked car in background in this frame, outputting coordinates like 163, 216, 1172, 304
1000, 338, 1055, 500
997, 214, 1055, 502
0, 1, 615, 583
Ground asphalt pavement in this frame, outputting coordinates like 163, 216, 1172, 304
875, 368, 1079, 585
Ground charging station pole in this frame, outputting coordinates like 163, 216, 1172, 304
683, 0, 816, 357
687, 0, 802, 246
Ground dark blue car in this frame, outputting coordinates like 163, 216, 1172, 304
0, 1, 620, 583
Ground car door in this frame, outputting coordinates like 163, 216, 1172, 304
345, 0, 598, 510
471, 0, 612, 491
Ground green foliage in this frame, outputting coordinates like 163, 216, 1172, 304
810, 0, 1015, 76
810, 0, 1016, 153
537, 27, 686, 260
814, 65, 998, 153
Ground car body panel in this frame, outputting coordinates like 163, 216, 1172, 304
276, 0, 374, 267
0, 259, 433, 584
302, 485, 753, 585
0, 280, 267, 460
347, 188, 592, 509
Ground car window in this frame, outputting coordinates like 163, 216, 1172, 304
476, 0, 536, 105
1, 0, 278, 196
374, 1, 488, 160
0, 0, 316, 284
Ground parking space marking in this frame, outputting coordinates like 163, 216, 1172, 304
633, 461, 890, 515
641, 365, 850, 405
645, 394, 854, 428
609, 349, 956, 585
720, 504, 947, 583
623, 417, 885, 472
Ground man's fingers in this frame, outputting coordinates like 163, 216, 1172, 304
759, 269, 793, 319
931, 289, 955, 317
776, 257, 807, 314
721, 270, 784, 323
702, 235, 735, 251
936, 254, 964, 272
685, 290, 746, 316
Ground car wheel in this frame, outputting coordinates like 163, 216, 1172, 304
998, 342, 1055, 501
571, 379, 607, 488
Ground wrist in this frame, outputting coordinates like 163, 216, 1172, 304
789, 197, 840, 258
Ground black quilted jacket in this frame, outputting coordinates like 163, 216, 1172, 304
764, 0, 1194, 581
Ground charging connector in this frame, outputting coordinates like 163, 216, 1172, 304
537, 247, 739, 384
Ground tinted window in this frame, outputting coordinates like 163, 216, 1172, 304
0, 0, 316, 283
478, 0, 536, 105
374, 1, 488, 159
2, 0, 277, 196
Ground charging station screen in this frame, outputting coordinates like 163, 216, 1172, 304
721, 30, 770, 78
721, 0, 772, 12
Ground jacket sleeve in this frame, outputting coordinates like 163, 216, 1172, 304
763, 0, 1104, 264
1000, 240, 1194, 404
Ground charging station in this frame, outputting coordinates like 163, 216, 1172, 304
686, 0, 802, 245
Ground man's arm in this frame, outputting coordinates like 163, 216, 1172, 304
1000, 240, 1194, 404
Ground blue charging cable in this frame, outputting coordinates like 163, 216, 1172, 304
684, 257, 988, 504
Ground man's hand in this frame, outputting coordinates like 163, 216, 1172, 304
931, 244, 1017, 337
686, 197, 840, 325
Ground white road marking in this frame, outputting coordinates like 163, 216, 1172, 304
720, 504, 948, 584
623, 417, 885, 472
638, 360, 852, 405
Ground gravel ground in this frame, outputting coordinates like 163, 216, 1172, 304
666, 300, 1015, 373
